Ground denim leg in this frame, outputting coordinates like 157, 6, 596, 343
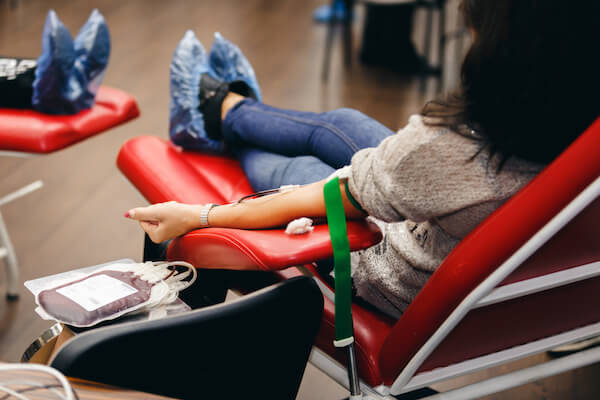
223, 99, 394, 169
232, 146, 336, 191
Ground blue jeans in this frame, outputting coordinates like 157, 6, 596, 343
222, 99, 394, 191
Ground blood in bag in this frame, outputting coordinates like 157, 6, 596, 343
37, 270, 154, 327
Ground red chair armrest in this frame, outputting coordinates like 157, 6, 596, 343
167, 220, 383, 270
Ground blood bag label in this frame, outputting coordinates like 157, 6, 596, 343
56, 274, 139, 311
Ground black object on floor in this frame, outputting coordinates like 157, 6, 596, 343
359, 3, 422, 74
394, 386, 440, 399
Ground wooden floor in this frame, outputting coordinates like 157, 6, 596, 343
1, 1, 599, 399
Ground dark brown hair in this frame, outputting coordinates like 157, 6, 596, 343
422, 0, 600, 164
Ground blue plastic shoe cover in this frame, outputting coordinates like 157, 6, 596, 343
73, 9, 111, 109
32, 9, 110, 115
208, 32, 262, 102
169, 30, 225, 153
32, 10, 75, 114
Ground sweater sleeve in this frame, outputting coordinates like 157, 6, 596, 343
347, 114, 510, 223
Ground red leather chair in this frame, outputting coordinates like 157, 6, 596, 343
0, 86, 139, 299
0, 86, 139, 154
117, 117, 600, 399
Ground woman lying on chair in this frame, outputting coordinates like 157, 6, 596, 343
126, 0, 600, 319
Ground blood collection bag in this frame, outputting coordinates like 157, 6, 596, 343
35, 261, 196, 327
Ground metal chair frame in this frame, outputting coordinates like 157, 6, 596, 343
0, 151, 42, 300
321, 0, 470, 94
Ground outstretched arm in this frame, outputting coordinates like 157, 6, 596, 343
126, 179, 366, 243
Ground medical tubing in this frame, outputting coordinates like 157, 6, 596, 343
0, 379, 66, 399
0, 385, 29, 400
141, 261, 197, 308
144, 261, 197, 290
0, 364, 74, 400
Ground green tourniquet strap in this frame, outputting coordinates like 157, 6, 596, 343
344, 180, 366, 213
324, 177, 354, 344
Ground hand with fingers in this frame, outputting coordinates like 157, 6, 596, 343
125, 201, 203, 243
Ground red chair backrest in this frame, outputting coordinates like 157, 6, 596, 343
379, 118, 600, 384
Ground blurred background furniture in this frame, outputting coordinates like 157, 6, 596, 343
322, 0, 470, 94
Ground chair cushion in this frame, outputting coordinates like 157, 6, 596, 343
0, 86, 139, 153
118, 136, 252, 205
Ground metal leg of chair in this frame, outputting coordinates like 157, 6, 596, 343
456, 32, 465, 66
342, 0, 354, 68
419, 4, 435, 94
0, 180, 43, 300
346, 342, 362, 399
0, 211, 19, 300
322, 0, 339, 82
435, 2, 446, 94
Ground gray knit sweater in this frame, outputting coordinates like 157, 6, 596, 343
346, 115, 542, 319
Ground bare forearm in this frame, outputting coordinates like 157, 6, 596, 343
127, 179, 367, 244
206, 180, 365, 229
